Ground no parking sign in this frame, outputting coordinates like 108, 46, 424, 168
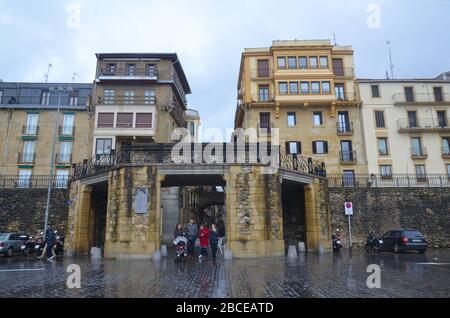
345, 202, 353, 216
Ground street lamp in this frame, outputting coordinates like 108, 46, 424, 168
43, 86, 73, 234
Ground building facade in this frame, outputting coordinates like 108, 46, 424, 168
0, 82, 93, 184
91, 53, 192, 156
234, 40, 367, 177
359, 73, 450, 178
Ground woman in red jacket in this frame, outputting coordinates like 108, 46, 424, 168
199, 224, 210, 260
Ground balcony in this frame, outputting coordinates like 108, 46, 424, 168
18, 153, 35, 165
442, 147, 450, 159
257, 123, 274, 136
250, 68, 273, 80
333, 67, 355, 78
339, 151, 357, 164
392, 93, 450, 106
97, 96, 157, 106
97, 68, 158, 81
411, 147, 428, 159
251, 94, 275, 104
22, 125, 39, 136
336, 122, 353, 135
59, 125, 75, 136
55, 154, 73, 165
397, 118, 450, 133
0, 95, 89, 108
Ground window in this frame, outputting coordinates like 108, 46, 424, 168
319, 56, 328, 69
313, 141, 328, 154
117, 113, 133, 128
311, 82, 320, 94
411, 137, 423, 156
322, 82, 331, 94
286, 141, 301, 155
189, 122, 195, 137
374, 111, 385, 128
340, 140, 353, 161
289, 82, 299, 94
309, 57, 318, 69
279, 82, 288, 95
103, 89, 115, 104
415, 165, 426, 181
96, 138, 112, 155
257, 60, 270, 78
22, 141, 35, 163
146, 64, 157, 76
69, 91, 79, 106
0, 90, 3, 104
259, 85, 270, 102
277, 57, 286, 69
56, 169, 70, 188
407, 111, 418, 128
124, 90, 135, 104
300, 82, 310, 94
380, 165, 392, 179
437, 111, 447, 127
299, 56, 308, 69
332, 58, 344, 76
371, 85, 380, 97
41, 90, 50, 105
106, 63, 116, 74
343, 170, 355, 187
97, 113, 114, 128
61, 114, 74, 135
313, 111, 323, 126
126, 63, 136, 76
287, 56, 297, 69
145, 89, 156, 105
447, 165, 450, 178
404, 87, 414, 102
378, 138, 388, 156
59, 141, 72, 163
26, 113, 39, 135
434, 87, 443, 102
287, 112, 296, 127
18, 169, 32, 188
337, 111, 350, 133
442, 137, 450, 155
335, 84, 345, 100
135, 113, 152, 128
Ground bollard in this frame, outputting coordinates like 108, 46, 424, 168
224, 249, 233, 260
298, 242, 306, 253
318, 244, 325, 255
161, 245, 168, 257
152, 250, 162, 261
287, 245, 298, 258
90, 247, 102, 259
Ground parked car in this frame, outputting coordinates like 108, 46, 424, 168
0, 233, 27, 257
380, 229, 428, 254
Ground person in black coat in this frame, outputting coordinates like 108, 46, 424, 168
209, 224, 220, 261
174, 224, 184, 239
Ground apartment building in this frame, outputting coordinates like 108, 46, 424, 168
234, 40, 367, 176
359, 72, 450, 178
0, 82, 93, 183
92, 53, 192, 156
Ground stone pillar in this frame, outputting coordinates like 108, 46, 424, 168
156, 174, 164, 247
304, 182, 320, 252
74, 185, 93, 255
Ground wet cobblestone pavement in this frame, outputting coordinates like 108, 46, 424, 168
0, 249, 449, 298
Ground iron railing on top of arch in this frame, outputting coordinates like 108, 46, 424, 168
327, 173, 450, 188
71, 143, 327, 180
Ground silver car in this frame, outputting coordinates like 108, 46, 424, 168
0, 233, 25, 257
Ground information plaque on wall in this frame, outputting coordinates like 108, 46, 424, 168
134, 188, 149, 214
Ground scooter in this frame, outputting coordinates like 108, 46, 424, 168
21, 236, 36, 256
332, 234, 342, 253
365, 232, 382, 253
173, 235, 188, 264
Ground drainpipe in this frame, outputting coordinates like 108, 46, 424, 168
1, 108, 13, 176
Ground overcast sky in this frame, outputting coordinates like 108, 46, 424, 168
1, 0, 449, 140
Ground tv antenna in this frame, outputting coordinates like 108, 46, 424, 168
333, 32, 337, 46
72, 72, 79, 85
44, 63, 53, 83
386, 41, 394, 79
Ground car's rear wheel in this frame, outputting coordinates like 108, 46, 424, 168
6, 247, 13, 257
394, 244, 400, 254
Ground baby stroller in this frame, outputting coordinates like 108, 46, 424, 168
173, 235, 188, 264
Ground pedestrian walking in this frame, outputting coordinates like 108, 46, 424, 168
199, 224, 210, 261
38, 226, 56, 261
185, 219, 198, 258
209, 224, 219, 262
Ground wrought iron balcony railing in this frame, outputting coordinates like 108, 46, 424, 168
397, 118, 450, 131
250, 68, 273, 79
392, 93, 450, 105
98, 68, 158, 78
0, 175, 70, 189
339, 151, 357, 164
251, 94, 275, 103
22, 125, 39, 136
55, 153, 73, 164
17, 153, 36, 164
410, 147, 428, 159
442, 147, 450, 158
59, 125, 75, 136
97, 96, 157, 105
332, 67, 355, 77
337, 122, 353, 135
0, 95, 89, 107
327, 174, 450, 188
257, 123, 274, 136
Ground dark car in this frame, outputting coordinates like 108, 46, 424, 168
380, 229, 428, 254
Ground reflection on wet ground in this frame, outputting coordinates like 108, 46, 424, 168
0, 249, 449, 298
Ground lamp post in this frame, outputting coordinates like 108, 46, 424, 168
43, 86, 72, 234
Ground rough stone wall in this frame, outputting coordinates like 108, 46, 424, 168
329, 187, 450, 248
0, 188, 69, 235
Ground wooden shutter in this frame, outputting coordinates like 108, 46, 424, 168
332, 59, 344, 76
136, 113, 152, 128
324, 141, 329, 153
98, 113, 114, 128
297, 142, 302, 154
285, 142, 291, 155
258, 60, 269, 78
312, 142, 317, 154
117, 113, 133, 128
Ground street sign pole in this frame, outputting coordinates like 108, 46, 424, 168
348, 214, 352, 251
345, 202, 354, 251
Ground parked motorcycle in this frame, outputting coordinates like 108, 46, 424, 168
365, 232, 382, 253
332, 232, 342, 253
173, 235, 188, 264
21, 235, 36, 256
